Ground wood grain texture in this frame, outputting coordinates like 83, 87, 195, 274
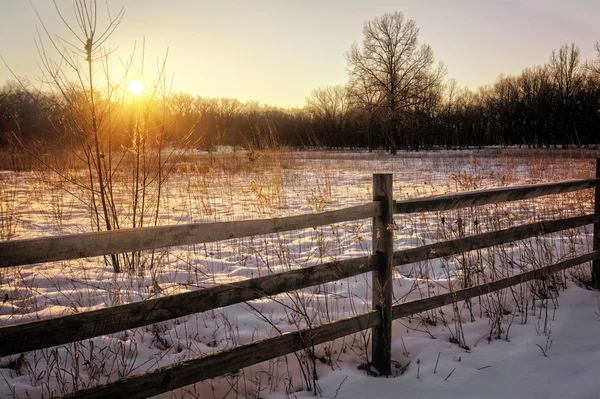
60, 251, 600, 399
0, 255, 373, 357
371, 174, 393, 375
58, 310, 382, 399
393, 214, 600, 266
0, 202, 380, 268
392, 251, 600, 320
4, 179, 597, 268
394, 178, 600, 214
3, 214, 596, 357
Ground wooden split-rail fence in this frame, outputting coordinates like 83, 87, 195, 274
1, 159, 599, 398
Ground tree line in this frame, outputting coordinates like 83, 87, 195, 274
2, 12, 600, 153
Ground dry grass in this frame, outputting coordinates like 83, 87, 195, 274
0, 147, 598, 398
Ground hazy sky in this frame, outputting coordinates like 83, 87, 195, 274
1, 0, 599, 108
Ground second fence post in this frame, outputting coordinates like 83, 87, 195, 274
593, 158, 600, 288
372, 173, 394, 375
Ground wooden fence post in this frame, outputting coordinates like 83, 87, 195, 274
593, 158, 600, 288
372, 173, 393, 375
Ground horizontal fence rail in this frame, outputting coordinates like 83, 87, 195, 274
0, 255, 374, 357
2, 213, 597, 357
61, 309, 384, 399
394, 178, 600, 213
2, 213, 599, 357
0, 202, 381, 268
391, 251, 600, 320
3, 179, 598, 269
60, 250, 600, 399
392, 213, 600, 265
1, 169, 599, 399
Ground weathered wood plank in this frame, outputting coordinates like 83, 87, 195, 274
394, 178, 600, 214
371, 174, 393, 375
58, 310, 382, 399
393, 214, 600, 266
3, 179, 597, 269
3, 214, 596, 357
60, 251, 600, 399
0, 255, 373, 357
0, 202, 380, 268
392, 251, 600, 320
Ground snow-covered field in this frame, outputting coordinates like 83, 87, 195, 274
1, 149, 599, 398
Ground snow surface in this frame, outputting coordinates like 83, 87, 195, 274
289, 282, 600, 399
1, 149, 599, 398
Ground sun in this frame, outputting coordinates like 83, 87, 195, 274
129, 80, 144, 95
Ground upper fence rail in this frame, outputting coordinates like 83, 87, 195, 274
2, 178, 598, 269
0, 202, 380, 268
394, 178, 600, 213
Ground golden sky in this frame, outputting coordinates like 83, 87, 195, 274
1, 0, 599, 108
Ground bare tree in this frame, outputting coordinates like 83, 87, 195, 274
28, 0, 175, 273
548, 43, 583, 147
589, 41, 600, 76
32, 0, 125, 271
345, 11, 445, 153
306, 85, 350, 147
518, 66, 552, 147
347, 72, 384, 151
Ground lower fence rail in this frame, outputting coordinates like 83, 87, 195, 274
59, 250, 600, 399
4, 213, 596, 358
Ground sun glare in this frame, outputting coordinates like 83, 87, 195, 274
129, 80, 144, 95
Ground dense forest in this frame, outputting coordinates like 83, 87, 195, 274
1, 12, 600, 153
